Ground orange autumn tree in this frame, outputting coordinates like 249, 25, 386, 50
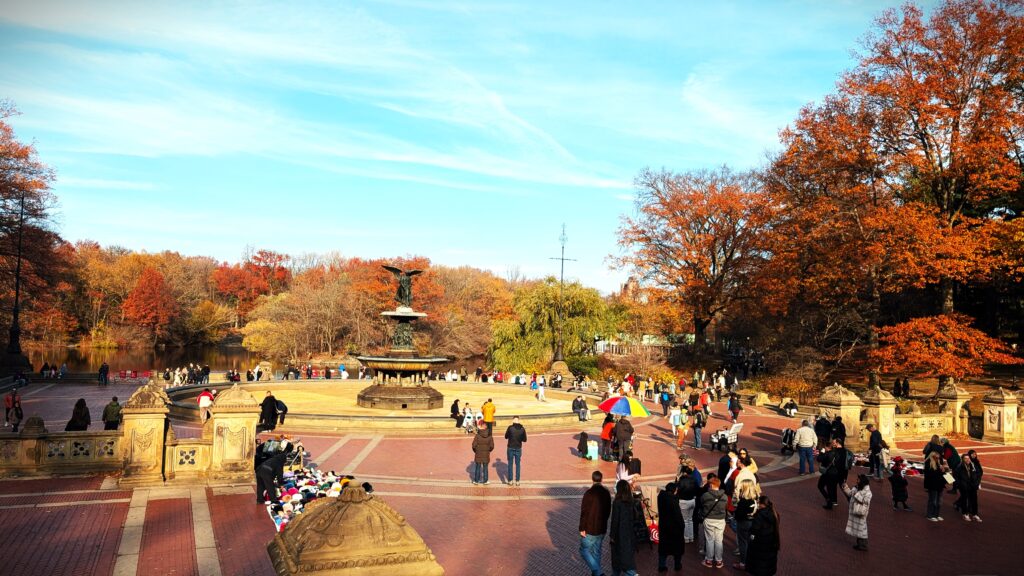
122, 267, 179, 342
840, 0, 1024, 312
617, 167, 774, 347
870, 314, 1022, 388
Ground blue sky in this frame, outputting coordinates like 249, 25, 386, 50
0, 0, 933, 293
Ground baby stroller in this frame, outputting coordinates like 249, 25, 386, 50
780, 428, 796, 454
284, 441, 307, 472
709, 423, 743, 452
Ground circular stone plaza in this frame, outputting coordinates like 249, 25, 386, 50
1, 377, 1022, 576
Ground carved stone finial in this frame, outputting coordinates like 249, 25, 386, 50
19, 415, 46, 435
819, 383, 863, 406
212, 383, 259, 409
266, 486, 444, 575
862, 385, 896, 404
983, 387, 1020, 405
124, 380, 170, 410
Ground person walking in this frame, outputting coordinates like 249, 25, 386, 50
700, 476, 728, 568
471, 425, 494, 485
794, 419, 817, 475
101, 397, 122, 430
7, 394, 22, 433
889, 456, 912, 511
745, 495, 780, 576
727, 393, 742, 423
867, 424, 883, 480
504, 416, 527, 486
481, 398, 496, 431
614, 417, 634, 461
4, 389, 20, 428
609, 479, 638, 576
842, 474, 873, 551
579, 470, 612, 576
536, 379, 546, 402
957, 450, 983, 522
657, 481, 685, 572
923, 450, 949, 521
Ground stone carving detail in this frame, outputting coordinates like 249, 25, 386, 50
134, 428, 155, 453
266, 486, 444, 575
0, 440, 17, 462
46, 440, 66, 459
71, 440, 92, 458
819, 383, 861, 405
212, 383, 259, 408
987, 408, 1001, 431
101, 439, 116, 457
124, 380, 171, 409
178, 448, 197, 466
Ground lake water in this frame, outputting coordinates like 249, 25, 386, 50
27, 345, 258, 373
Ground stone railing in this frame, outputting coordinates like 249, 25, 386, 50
893, 413, 953, 440
0, 429, 123, 476
164, 435, 213, 482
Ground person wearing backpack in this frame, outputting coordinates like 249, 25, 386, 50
690, 408, 706, 449
660, 389, 671, 417
675, 406, 690, 449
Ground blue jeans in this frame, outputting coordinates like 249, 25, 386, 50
507, 448, 522, 482
474, 462, 489, 483
927, 489, 942, 518
579, 533, 604, 576
693, 427, 702, 448
798, 446, 815, 474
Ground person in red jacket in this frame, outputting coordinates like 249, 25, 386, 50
600, 415, 615, 461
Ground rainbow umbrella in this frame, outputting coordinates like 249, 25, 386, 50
598, 395, 651, 417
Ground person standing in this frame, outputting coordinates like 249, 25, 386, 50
888, 456, 912, 510
471, 425, 494, 485
4, 389, 19, 428
609, 479, 638, 576
98, 362, 110, 386
197, 388, 215, 423
691, 408, 705, 449
745, 495, 780, 576
700, 476, 728, 568
481, 398, 496, 431
732, 479, 760, 570
614, 417, 634, 461
867, 424, 883, 480
101, 397, 122, 430
7, 394, 23, 433
814, 415, 832, 450
794, 419, 817, 475
504, 416, 527, 486
923, 450, 949, 521
842, 474, 873, 551
579, 470, 612, 576
65, 398, 91, 431
657, 481, 685, 572
831, 416, 847, 447
450, 399, 462, 428
536, 378, 546, 402
675, 457, 701, 544
259, 391, 278, 432
817, 440, 845, 509
957, 450, 983, 522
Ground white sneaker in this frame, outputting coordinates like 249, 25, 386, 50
937, 516, 944, 521
963, 515, 971, 521
928, 517, 939, 522
972, 515, 982, 522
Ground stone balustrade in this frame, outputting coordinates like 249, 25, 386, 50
893, 413, 953, 440
0, 423, 123, 476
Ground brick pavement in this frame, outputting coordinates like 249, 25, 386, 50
137, 497, 198, 576
2, 392, 1022, 576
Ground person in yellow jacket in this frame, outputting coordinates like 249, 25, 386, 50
481, 398, 496, 431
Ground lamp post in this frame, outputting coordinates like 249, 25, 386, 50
549, 224, 576, 363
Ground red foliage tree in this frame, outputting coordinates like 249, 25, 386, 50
870, 313, 1022, 387
122, 267, 178, 340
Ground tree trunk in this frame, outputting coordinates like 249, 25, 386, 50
694, 318, 710, 349
939, 278, 955, 315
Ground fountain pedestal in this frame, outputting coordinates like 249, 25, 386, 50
357, 304, 446, 410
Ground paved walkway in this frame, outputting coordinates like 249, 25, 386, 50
2, 383, 1022, 575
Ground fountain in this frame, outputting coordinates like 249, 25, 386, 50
356, 265, 446, 410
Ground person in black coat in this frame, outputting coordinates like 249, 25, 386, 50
609, 479, 637, 575
830, 416, 847, 446
255, 449, 289, 503
657, 482, 685, 571
259, 391, 278, 431
813, 416, 832, 450
745, 495, 780, 576
450, 399, 463, 428
817, 440, 845, 509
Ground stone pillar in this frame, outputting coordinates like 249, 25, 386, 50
862, 386, 897, 448
267, 486, 444, 575
209, 384, 260, 483
936, 383, 973, 436
119, 380, 170, 487
982, 388, 1019, 445
817, 384, 865, 451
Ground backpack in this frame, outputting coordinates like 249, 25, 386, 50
693, 412, 706, 428
661, 392, 670, 402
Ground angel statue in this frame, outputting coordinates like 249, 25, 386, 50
382, 265, 422, 308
